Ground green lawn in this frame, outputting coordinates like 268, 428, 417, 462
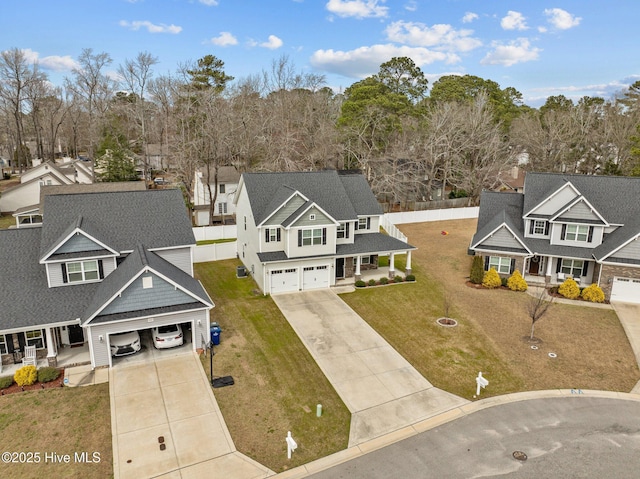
0, 214, 14, 229
196, 238, 236, 245
195, 261, 350, 473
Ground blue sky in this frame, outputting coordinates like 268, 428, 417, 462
2, 0, 638, 106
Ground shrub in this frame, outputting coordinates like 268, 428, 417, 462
355, 280, 366, 288
405, 274, 416, 282
501, 277, 508, 287
379, 277, 389, 285
558, 278, 580, 299
368, 279, 376, 286
394, 275, 403, 283
14, 365, 37, 387
482, 268, 502, 289
38, 367, 61, 383
470, 256, 484, 284
0, 375, 14, 389
581, 283, 605, 303
507, 270, 528, 292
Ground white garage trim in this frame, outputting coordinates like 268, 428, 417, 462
611, 276, 640, 304
302, 265, 330, 290
269, 268, 299, 294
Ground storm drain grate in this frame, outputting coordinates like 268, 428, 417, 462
513, 451, 528, 461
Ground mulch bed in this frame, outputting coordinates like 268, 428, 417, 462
0, 369, 65, 396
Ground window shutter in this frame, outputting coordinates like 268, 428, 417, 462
582, 261, 589, 276
298, 230, 302, 247
98, 260, 104, 279
561, 224, 567, 240
277, 228, 281, 242
510, 258, 516, 274
61, 263, 68, 283
587, 226, 594, 242
265, 229, 269, 243
366, 217, 371, 229
544, 222, 550, 235
556, 259, 562, 273
346, 222, 350, 238
322, 228, 327, 245
484, 256, 489, 271
529, 221, 534, 234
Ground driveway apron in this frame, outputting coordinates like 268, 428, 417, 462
272, 289, 469, 447
611, 302, 640, 394
110, 352, 272, 479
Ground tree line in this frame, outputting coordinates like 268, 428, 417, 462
2, 47, 640, 219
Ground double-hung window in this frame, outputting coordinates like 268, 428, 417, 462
533, 220, 547, 235
564, 224, 589, 242
25, 330, 45, 349
488, 256, 511, 274
337, 223, 350, 239
357, 218, 369, 230
218, 202, 228, 214
67, 260, 99, 282
561, 259, 584, 278
302, 228, 323, 246
266, 227, 280, 243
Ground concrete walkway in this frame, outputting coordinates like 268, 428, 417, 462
611, 302, 640, 394
110, 352, 272, 479
272, 289, 469, 447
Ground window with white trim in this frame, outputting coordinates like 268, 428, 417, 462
67, 260, 99, 282
309, 214, 316, 221
561, 259, 584, 278
219, 183, 226, 194
565, 224, 589, 242
302, 228, 323, 246
353, 256, 371, 265
0, 334, 7, 354
357, 218, 368, 230
268, 228, 279, 242
337, 223, 346, 239
533, 220, 547, 235
488, 256, 511, 274
25, 330, 45, 349
218, 202, 228, 214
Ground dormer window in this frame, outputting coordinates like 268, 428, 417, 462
531, 220, 549, 235
66, 260, 99, 282
309, 214, 316, 221
562, 224, 591, 242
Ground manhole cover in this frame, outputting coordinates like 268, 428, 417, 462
513, 451, 528, 461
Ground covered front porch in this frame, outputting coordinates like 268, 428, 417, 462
524, 254, 595, 287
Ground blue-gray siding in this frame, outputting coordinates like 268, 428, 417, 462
610, 237, 640, 262
54, 233, 104, 254
557, 200, 601, 222
265, 196, 305, 225
480, 227, 523, 250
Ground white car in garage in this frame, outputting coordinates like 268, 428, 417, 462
152, 324, 184, 349
110, 331, 142, 357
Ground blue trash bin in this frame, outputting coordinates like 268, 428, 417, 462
210, 323, 222, 345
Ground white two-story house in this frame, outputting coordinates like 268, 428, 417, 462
469, 172, 640, 303
0, 188, 214, 370
234, 170, 416, 295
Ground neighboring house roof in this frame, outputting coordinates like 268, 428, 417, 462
39, 181, 146, 209
242, 170, 382, 225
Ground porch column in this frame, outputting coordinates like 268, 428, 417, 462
405, 250, 412, 275
45, 327, 57, 367
355, 256, 362, 281
389, 252, 396, 278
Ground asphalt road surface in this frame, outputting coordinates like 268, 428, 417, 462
308, 397, 640, 478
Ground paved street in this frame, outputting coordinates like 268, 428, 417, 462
305, 396, 640, 479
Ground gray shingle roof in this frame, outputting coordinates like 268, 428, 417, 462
243, 170, 381, 225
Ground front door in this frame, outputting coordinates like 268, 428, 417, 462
336, 258, 345, 279
529, 256, 540, 275
68, 324, 84, 345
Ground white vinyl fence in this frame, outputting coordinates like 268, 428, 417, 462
385, 207, 479, 225
192, 224, 237, 241
192, 225, 237, 263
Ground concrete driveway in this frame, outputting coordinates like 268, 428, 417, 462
110, 352, 271, 479
272, 289, 468, 447
611, 301, 640, 393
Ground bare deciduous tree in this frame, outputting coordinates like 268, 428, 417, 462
526, 288, 554, 340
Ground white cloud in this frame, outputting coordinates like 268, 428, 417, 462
119, 20, 182, 34
544, 8, 581, 30
310, 44, 459, 79
14, 48, 79, 71
404, 1, 417, 12
462, 12, 478, 23
481, 38, 541, 66
210, 32, 238, 46
501, 11, 528, 30
260, 35, 283, 50
385, 21, 482, 52
325, 0, 388, 19
199, 0, 219, 5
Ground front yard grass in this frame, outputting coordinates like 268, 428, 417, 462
342, 219, 639, 397
0, 383, 112, 478
195, 261, 350, 473
0, 213, 14, 229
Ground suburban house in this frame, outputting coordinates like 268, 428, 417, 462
192, 165, 240, 226
234, 169, 416, 295
0, 159, 93, 214
469, 172, 640, 303
0, 188, 214, 370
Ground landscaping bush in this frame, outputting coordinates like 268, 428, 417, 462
14, 365, 37, 387
38, 367, 61, 383
394, 275, 403, 283
581, 283, 605, 303
507, 270, 528, 292
355, 280, 366, 288
405, 274, 416, 282
0, 375, 14, 389
482, 268, 502, 289
368, 279, 376, 286
558, 277, 580, 299
379, 277, 389, 285
470, 255, 484, 284
501, 277, 508, 287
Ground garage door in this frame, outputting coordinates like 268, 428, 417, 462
302, 265, 330, 290
611, 277, 640, 304
270, 268, 298, 294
